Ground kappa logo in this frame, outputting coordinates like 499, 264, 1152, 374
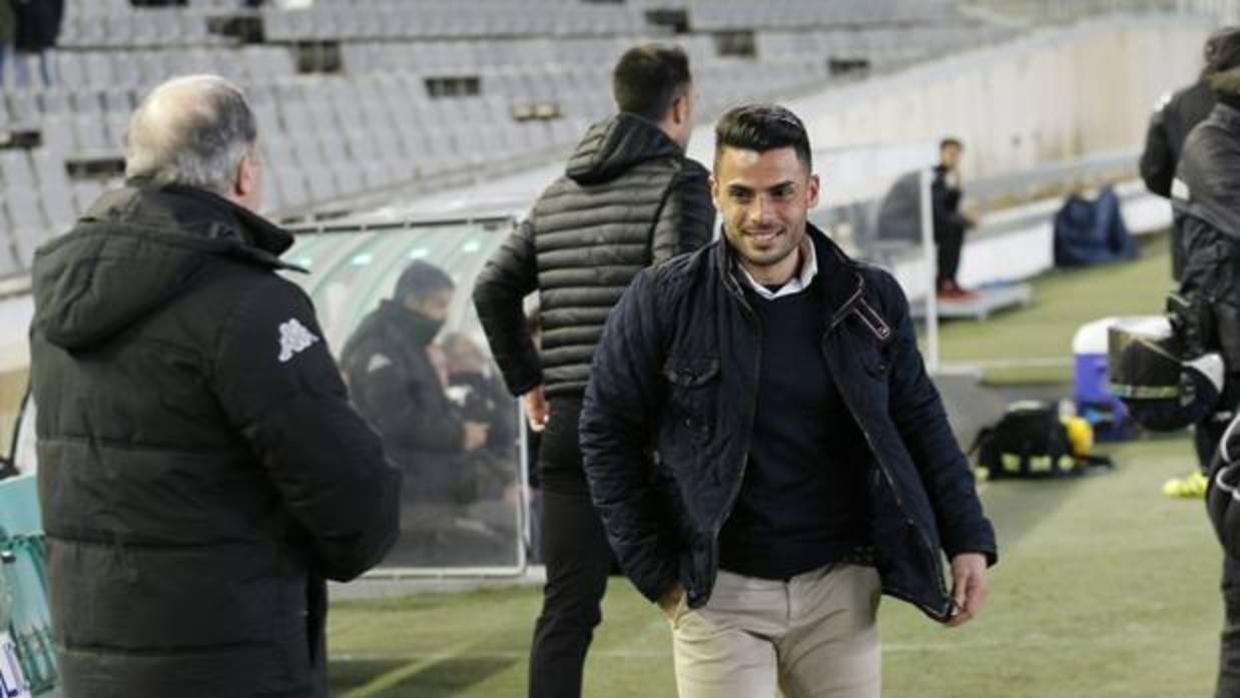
367, 354, 393, 372
278, 318, 320, 363
1171, 177, 1190, 202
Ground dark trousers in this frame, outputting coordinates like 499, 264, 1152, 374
1221, 553, 1240, 698
528, 398, 615, 698
1196, 415, 1240, 697
1172, 211, 1189, 283
935, 222, 965, 286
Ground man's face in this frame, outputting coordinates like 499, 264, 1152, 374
405, 288, 453, 322
712, 146, 819, 276
940, 144, 961, 171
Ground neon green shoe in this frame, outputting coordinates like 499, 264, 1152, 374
1162, 471, 1209, 499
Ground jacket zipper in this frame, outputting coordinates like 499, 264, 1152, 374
824, 312, 951, 620
711, 274, 762, 538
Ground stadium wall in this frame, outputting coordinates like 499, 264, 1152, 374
786, 15, 1214, 181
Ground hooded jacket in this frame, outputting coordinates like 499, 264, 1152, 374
579, 226, 997, 621
472, 112, 714, 403
28, 182, 401, 698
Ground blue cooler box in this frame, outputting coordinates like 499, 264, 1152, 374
1072, 317, 1137, 441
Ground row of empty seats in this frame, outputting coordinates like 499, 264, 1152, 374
264, 3, 645, 41
0, 0, 1003, 279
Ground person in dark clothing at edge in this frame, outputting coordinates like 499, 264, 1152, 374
1172, 28, 1240, 698
473, 44, 714, 698
579, 104, 996, 698
27, 75, 401, 698
932, 137, 976, 299
340, 262, 496, 565
1140, 28, 1235, 282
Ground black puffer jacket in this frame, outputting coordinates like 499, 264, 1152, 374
29, 183, 401, 698
473, 112, 714, 400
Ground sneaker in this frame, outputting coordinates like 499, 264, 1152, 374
1162, 471, 1209, 498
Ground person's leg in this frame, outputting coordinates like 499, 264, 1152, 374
777, 565, 882, 698
936, 224, 964, 290
669, 569, 783, 698
37, 50, 52, 87
1220, 552, 1240, 697
13, 50, 29, 87
527, 396, 608, 698
528, 488, 612, 698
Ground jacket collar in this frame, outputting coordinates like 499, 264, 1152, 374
81, 178, 304, 272
714, 223, 892, 341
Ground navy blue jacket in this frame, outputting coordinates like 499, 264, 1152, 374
579, 225, 997, 622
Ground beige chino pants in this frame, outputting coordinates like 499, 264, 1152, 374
665, 564, 882, 698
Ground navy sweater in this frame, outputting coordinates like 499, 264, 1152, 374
718, 275, 873, 580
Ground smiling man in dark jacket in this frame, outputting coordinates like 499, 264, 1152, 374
473, 44, 713, 698
580, 104, 996, 698
28, 75, 401, 698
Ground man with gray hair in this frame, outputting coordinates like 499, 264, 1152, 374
27, 74, 401, 697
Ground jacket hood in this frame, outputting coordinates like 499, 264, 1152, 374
565, 113, 683, 185
31, 182, 296, 350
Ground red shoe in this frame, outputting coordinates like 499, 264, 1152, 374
937, 280, 977, 301
951, 284, 979, 300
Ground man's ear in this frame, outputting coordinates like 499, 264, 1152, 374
807, 173, 821, 209
235, 153, 257, 199
709, 173, 721, 208
673, 93, 690, 125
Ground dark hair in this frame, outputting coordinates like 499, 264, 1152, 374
613, 44, 692, 121
940, 137, 963, 151
713, 103, 812, 171
395, 261, 454, 300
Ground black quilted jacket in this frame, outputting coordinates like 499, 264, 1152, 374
29, 183, 400, 698
473, 112, 714, 400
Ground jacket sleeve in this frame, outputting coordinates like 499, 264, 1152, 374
880, 275, 997, 565
1140, 100, 1175, 198
650, 159, 715, 265
579, 270, 680, 602
1209, 413, 1240, 559
213, 277, 402, 582
472, 219, 543, 396
348, 344, 466, 453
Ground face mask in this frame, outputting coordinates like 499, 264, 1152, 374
407, 311, 445, 345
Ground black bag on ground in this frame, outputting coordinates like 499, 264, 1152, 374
972, 401, 1112, 479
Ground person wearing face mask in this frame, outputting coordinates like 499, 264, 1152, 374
341, 261, 492, 563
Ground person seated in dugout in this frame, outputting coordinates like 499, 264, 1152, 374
340, 262, 509, 565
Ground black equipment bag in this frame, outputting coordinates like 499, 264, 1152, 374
972, 401, 1112, 479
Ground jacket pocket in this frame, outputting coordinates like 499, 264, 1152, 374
662, 356, 720, 443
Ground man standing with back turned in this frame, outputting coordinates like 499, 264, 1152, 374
473, 44, 714, 698
28, 75, 401, 698
580, 104, 996, 697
